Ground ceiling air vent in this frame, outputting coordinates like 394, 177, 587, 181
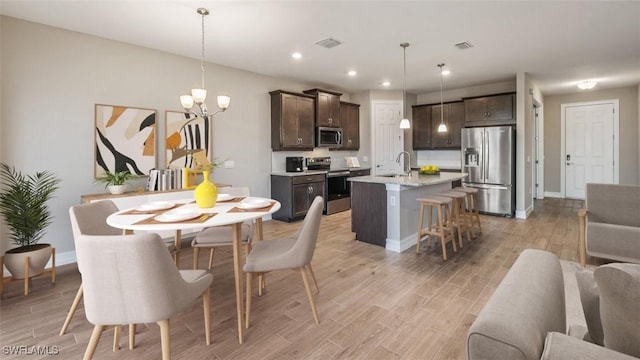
315, 37, 342, 49
454, 41, 473, 50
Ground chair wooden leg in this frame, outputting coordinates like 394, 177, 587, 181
202, 288, 211, 345
60, 284, 84, 335
24, 256, 30, 296
207, 248, 215, 270
157, 319, 171, 360
306, 264, 319, 294
245, 272, 252, 329
193, 247, 200, 270
113, 326, 121, 351
299, 268, 319, 324
129, 324, 136, 350
51, 247, 56, 284
83, 325, 105, 360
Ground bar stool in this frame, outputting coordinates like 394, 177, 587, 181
437, 190, 474, 247
455, 187, 482, 236
416, 195, 457, 260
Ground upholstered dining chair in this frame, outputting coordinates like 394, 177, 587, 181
244, 196, 324, 327
61, 200, 177, 344
78, 233, 213, 360
191, 187, 254, 270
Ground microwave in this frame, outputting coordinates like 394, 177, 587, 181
316, 127, 343, 147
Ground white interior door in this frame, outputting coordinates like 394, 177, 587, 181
565, 103, 614, 199
373, 101, 402, 175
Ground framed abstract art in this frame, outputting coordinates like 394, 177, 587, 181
165, 110, 211, 169
94, 104, 157, 177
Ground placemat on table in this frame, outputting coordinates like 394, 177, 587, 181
121, 205, 178, 215
228, 202, 276, 213
133, 213, 217, 225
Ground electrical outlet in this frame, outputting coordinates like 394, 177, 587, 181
390, 196, 396, 206
224, 160, 234, 169
363, 156, 368, 162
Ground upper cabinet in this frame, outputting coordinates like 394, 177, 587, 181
413, 101, 464, 150
340, 101, 360, 150
463, 93, 515, 126
270, 90, 315, 151
412, 104, 432, 150
303, 88, 342, 127
431, 101, 464, 149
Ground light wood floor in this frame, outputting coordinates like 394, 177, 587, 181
1, 198, 592, 360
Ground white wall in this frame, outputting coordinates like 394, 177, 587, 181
0, 16, 329, 260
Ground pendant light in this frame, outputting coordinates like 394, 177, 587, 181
179, 8, 231, 120
399, 43, 411, 129
437, 63, 448, 133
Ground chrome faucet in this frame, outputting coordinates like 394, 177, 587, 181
395, 151, 412, 176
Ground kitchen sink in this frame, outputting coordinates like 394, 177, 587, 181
379, 174, 409, 178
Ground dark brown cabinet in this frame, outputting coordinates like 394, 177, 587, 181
340, 101, 360, 150
271, 174, 326, 222
464, 93, 515, 126
303, 88, 342, 127
412, 105, 432, 149
430, 101, 464, 149
270, 90, 315, 151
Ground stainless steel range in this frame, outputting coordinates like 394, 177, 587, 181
306, 157, 351, 215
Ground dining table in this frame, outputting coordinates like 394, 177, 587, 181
106, 195, 281, 344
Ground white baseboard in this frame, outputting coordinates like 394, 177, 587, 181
386, 234, 417, 253
544, 191, 563, 198
515, 204, 534, 219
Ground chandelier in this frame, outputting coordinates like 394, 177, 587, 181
179, 8, 231, 120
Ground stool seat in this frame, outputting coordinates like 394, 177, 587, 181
417, 195, 452, 205
438, 190, 467, 198
454, 187, 478, 194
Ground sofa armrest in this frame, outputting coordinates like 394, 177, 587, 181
578, 208, 587, 266
541, 332, 638, 360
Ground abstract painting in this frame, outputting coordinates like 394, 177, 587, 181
95, 104, 156, 177
165, 111, 211, 169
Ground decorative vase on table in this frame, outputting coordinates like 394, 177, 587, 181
194, 170, 218, 208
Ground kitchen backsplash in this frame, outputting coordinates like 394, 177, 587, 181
272, 149, 360, 172
416, 150, 461, 170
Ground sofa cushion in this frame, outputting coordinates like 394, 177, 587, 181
541, 332, 638, 360
586, 222, 640, 264
594, 263, 640, 357
574, 267, 604, 345
466, 249, 566, 360
585, 183, 640, 227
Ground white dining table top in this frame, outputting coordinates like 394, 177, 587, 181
106, 196, 281, 231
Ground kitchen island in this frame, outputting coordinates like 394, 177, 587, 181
348, 172, 467, 252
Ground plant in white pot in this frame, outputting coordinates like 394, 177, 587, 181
95, 170, 133, 195
0, 163, 60, 285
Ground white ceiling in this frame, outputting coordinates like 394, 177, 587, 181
2, 1, 639, 95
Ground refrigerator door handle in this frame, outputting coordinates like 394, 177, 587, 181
484, 131, 489, 181
464, 183, 509, 190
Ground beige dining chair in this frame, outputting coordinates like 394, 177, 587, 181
77, 233, 212, 360
191, 187, 254, 270
61, 200, 176, 346
244, 196, 324, 327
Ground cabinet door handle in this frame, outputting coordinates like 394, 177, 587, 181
307, 185, 313, 194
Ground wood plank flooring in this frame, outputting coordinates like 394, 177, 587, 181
0, 198, 593, 360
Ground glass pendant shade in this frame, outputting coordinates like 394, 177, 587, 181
191, 88, 207, 104
217, 95, 231, 110
399, 118, 410, 129
437, 122, 448, 132
180, 95, 195, 110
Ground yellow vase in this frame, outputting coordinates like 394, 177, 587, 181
194, 170, 218, 208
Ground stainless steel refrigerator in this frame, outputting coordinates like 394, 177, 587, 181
461, 126, 515, 217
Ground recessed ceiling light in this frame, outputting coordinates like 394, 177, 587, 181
442, 69, 451, 76
382, 81, 390, 87
577, 80, 597, 90
291, 52, 302, 59
348, 70, 357, 77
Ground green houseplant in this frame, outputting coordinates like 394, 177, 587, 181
0, 163, 61, 280
95, 170, 133, 194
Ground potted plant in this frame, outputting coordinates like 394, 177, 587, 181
0, 163, 60, 281
95, 170, 133, 194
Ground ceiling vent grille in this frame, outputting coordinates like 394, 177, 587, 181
454, 41, 473, 50
315, 37, 342, 49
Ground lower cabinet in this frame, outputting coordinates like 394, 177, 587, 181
271, 174, 326, 222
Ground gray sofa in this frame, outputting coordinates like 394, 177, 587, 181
466, 249, 638, 360
579, 183, 640, 266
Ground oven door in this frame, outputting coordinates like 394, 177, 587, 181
326, 171, 351, 214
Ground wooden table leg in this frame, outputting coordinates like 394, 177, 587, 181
232, 223, 244, 344
255, 218, 265, 295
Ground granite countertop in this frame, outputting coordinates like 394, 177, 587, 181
271, 167, 371, 177
348, 171, 467, 187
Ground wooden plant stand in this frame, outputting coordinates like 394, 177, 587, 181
0, 247, 56, 296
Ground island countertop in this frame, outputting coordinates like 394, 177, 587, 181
348, 172, 467, 187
